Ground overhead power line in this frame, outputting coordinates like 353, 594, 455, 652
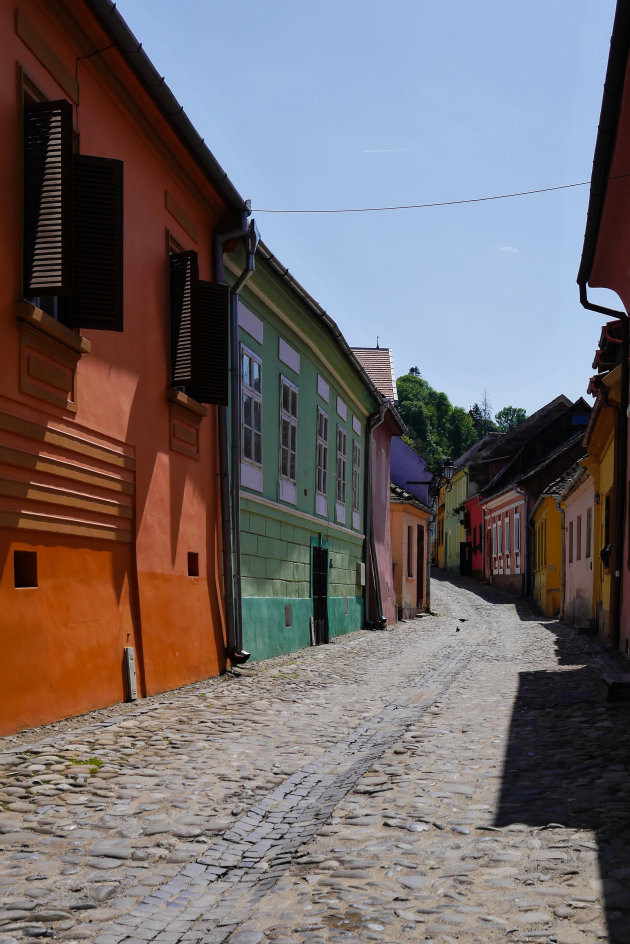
252, 175, 630, 214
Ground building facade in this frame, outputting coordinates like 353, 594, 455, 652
225, 246, 384, 660
0, 0, 249, 733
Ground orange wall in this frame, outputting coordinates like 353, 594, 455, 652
0, 0, 234, 732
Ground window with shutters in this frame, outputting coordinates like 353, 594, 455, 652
169, 250, 229, 404
22, 97, 124, 332
241, 346, 262, 467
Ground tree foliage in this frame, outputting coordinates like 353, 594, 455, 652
495, 405, 527, 432
397, 369, 477, 474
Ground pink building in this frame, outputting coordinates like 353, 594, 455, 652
561, 466, 595, 629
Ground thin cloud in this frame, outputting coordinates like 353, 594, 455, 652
499, 245, 518, 253
363, 147, 411, 153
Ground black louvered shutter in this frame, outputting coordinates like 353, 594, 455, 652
69, 155, 124, 331
170, 252, 229, 405
170, 250, 198, 388
195, 281, 229, 404
23, 99, 73, 296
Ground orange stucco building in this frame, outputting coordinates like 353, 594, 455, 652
0, 0, 250, 733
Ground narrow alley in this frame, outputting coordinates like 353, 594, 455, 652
1, 576, 629, 944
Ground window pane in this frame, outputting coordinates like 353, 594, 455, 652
243, 427, 252, 459
243, 394, 252, 427
291, 390, 297, 416
242, 354, 250, 388
254, 433, 261, 464
253, 400, 262, 431
252, 360, 261, 391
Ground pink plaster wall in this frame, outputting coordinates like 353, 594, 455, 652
563, 477, 595, 628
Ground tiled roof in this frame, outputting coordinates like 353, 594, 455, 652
351, 348, 398, 402
390, 483, 432, 514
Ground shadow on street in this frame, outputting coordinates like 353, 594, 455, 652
494, 620, 630, 942
432, 569, 630, 941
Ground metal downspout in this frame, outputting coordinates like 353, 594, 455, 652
213, 213, 256, 663
364, 403, 386, 627
579, 285, 628, 650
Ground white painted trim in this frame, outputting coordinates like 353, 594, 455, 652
279, 479, 297, 505
279, 337, 300, 373
335, 501, 346, 524
241, 492, 365, 541
317, 374, 330, 402
241, 461, 262, 492
237, 299, 263, 344
316, 493, 327, 517
352, 510, 360, 530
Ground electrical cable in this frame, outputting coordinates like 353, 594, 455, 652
252, 174, 630, 214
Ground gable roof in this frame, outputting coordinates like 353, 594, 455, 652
480, 397, 590, 502
351, 348, 398, 402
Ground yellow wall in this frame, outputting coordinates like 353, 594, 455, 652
444, 469, 467, 572
583, 418, 615, 643
532, 497, 562, 617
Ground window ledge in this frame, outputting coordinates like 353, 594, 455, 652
18, 302, 90, 355
167, 388, 208, 418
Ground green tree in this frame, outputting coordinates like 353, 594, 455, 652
495, 405, 527, 432
397, 370, 477, 475
448, 407, 477, 458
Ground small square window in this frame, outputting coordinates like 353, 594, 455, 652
14, 550, 38, 588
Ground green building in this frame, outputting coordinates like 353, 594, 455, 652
225, 243, 381, 661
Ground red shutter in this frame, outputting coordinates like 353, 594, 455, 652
23, 99, 73, 296
70, 155, 124, 331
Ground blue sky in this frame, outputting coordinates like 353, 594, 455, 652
116, 0, 619, 418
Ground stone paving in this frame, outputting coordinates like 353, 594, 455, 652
1, 575, 630, 944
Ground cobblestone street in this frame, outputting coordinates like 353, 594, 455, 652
1, 575, 630, 944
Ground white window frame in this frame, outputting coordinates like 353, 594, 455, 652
504, 515, 510, 555
315, 407, 328, 516
241, 344, 263, 491
514, 513, 521, 553
352, 440, 361, 529
497, 517, 503, 554
492, 522, 497, 555
336, 426, 347, 523
279, 375, 298, 504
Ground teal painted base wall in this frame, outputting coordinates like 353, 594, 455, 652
240, 498, 365, 662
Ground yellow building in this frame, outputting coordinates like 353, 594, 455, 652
582, 366, 619, 645
531, 481, 568, 618
443, 466, 468, 574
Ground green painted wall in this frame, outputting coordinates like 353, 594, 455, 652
228, 250, 377, 662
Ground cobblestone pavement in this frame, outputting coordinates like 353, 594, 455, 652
2, 575, 630, 944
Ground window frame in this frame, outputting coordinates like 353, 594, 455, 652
316, 407, 328, 497
352, 440, 361, 515
241, 344, 263, 469
336, 425, 347, 505
279, 375, 298, 486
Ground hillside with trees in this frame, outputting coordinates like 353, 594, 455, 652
396, 368, 527, 475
